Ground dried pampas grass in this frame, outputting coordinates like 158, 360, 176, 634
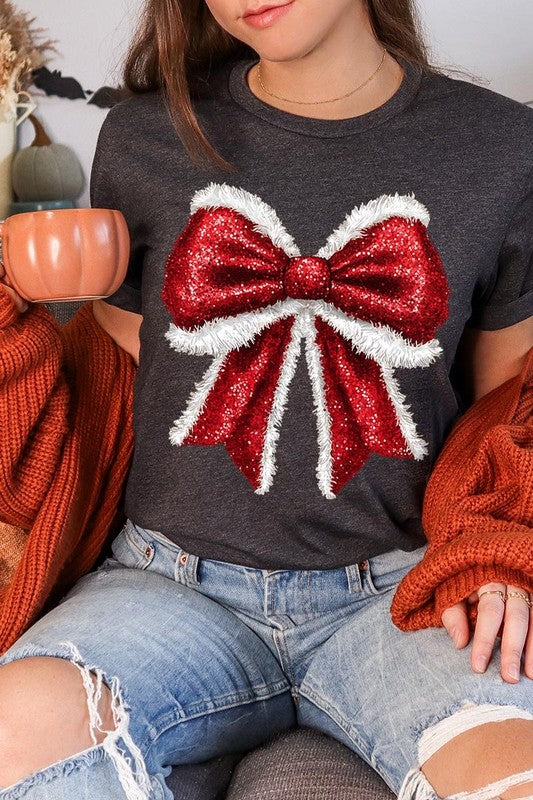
0, 1, 55, 118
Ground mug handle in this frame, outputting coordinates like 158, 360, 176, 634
16, 92, 37, 128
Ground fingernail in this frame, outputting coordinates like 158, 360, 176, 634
509, 664, 520, 680
475, 656, 487, 672
451, 628, 461, 648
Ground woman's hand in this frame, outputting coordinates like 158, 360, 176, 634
0, 262, 28, 313
442, 583, 533, 683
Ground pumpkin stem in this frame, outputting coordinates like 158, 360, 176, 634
29, 114, 52, 147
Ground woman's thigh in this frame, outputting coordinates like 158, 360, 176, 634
0, 526, 294, 775
298, 558, 532, 795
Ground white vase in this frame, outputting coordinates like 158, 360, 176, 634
0, 92, 37, 220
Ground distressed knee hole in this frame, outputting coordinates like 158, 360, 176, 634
60, 642, 152, 800
398, 702, 533, 800
0, 643, 152, 800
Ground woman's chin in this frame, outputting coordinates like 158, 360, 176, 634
247, 39, 318, 64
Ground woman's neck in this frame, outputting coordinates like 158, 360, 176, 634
246, 4, 404, 121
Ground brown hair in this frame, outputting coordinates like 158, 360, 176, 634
124, 0, 433, 169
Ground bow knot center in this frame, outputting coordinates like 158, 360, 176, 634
284, 256, 330, 300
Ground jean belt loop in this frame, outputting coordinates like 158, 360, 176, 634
345, 563, 363, 594
175, 549, 200, 587
187, 553, 200, 586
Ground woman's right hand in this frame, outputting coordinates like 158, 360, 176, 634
0, 262, 28, 313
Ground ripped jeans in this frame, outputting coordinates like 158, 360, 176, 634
1, 519, 532, 799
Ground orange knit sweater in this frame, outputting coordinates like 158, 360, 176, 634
0, 288, 135, 654
391, 345, 533, 629
0, 285, 531, 654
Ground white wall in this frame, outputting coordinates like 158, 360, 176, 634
419, 0, 533, 102
15, 0, 533, 208
16, 0, 140, 207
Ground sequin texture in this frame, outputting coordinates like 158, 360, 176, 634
162, 186, 449, 497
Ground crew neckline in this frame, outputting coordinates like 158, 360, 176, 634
228, 55, 423, 138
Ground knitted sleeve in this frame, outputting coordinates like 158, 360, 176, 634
391, 347, 533, 631
0, 287, 70, 528
0, 294, 136, 653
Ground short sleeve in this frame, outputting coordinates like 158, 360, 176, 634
468, 165, 533, 330
90, 107, 144, 314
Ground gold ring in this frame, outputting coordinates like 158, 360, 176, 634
478, 589, 506, 603
506, 591, 532, 608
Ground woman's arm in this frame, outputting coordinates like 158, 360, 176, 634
92, 300, 142, 366
442, 318, 533, 682
455, 316, 533, 402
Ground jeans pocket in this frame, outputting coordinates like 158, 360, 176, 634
364, 545, 427, 596
110, 520, 156, 570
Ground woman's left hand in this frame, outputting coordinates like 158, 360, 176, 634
442, 582, 533, 683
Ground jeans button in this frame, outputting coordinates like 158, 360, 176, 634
358, 560, 369, 570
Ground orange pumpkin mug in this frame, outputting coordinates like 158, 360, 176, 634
0, 208, 130, 303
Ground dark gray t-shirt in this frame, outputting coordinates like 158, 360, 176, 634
90, 56, 533, 569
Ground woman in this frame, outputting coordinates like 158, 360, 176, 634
0, 1, 532, 798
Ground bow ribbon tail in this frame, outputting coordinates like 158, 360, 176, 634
170, 316, 297, 493
308, 316, 428, 497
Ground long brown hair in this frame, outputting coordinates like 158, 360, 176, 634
124, 0, 433, 169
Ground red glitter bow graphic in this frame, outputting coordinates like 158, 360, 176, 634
162, 184, 449, 497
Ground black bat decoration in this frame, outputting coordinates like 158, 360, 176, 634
32, 67, 87, 100
32, 67, 129, 109
88, 86, 131, 108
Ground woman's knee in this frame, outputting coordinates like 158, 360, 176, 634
421, 717, 533, 799
0, 656, 115, 788
396, 701, 533, 800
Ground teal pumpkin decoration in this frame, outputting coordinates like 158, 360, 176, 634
12, 115, 85, 202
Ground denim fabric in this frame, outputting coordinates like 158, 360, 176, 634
1, 519, 531, 799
